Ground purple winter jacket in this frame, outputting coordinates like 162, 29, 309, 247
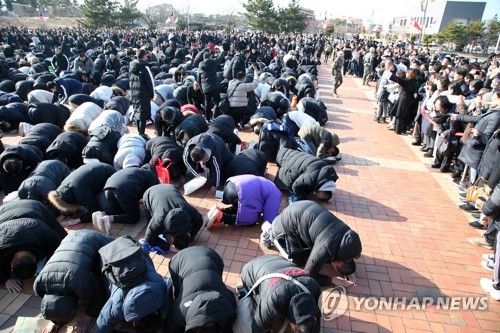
226, 175, 282, 226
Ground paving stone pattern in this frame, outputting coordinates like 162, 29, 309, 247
0, 63, 498, 333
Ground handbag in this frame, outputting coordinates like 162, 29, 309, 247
437, 140, 449, 155
465, 177, 487, 204
153, 157, 172, 184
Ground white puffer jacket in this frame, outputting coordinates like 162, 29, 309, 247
90, 86, 113, 103
113, 134, 147, 169
27, 90, 53, 104
65, 102, 102, 131
88, 110, 128, 136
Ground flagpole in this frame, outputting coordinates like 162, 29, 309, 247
420, 0, 429, 46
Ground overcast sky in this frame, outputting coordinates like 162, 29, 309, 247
139, 0, 499, 23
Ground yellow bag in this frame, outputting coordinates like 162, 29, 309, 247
465, 178, 486, 204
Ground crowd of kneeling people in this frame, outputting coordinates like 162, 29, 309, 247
0, 29, 361, 333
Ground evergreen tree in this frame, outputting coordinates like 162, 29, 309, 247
436, 21, 466, 46
116, 0, 141, 29
485, 15, 500, 51
278, 0, 306, 33
464, 20, 485, 45
243, 0, 279, 34
79, 0, 118, 28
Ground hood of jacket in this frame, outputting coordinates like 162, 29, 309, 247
335, 229, 362, 261
185, 290, 236, 331
123, 280, 166, 322
130, 59, 147, 75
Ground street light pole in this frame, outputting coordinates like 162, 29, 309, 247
420, 0, 429, 46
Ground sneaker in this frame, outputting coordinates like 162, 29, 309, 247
483, 254, 494, 262
481, 260, 494, 272
260, 221, 273, 248
480, 278, 500, 301
205, 205, 223, 230
18, 122, 33, 137
468, 237, 494, 250
101, 215, 111, 235
468, 221, 486, 230
92, 211, 104, 233
459, 203, 477, 211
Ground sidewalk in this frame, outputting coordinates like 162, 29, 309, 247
0, 63, 499, 332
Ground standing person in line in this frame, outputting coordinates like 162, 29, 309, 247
331, 51, 344, 98
197, 48, 226, 122
129, 49, 155, 139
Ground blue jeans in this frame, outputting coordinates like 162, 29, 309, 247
297, 139, 317, 156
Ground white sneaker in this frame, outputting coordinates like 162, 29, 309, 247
18, 122, 33, 137
101, 215, 111, 235
260, 221, 273, 248
483, 254, 494, 262
261, 221, 272, 233
480, 278, 500, 301
92, 211, 103, 233
481, 260, 494, 272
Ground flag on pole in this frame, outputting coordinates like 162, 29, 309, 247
411, 17, 422, 31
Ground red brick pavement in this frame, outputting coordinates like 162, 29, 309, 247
0, 63, 498, 332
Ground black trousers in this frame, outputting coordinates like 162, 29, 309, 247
103, 188, 141, 224
204, 89, 220, 121
229, 106, 253, 125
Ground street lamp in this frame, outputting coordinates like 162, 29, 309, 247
420, 0, 435, 45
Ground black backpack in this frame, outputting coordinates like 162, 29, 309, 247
99, 236, 148, 289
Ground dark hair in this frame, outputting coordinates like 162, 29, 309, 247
203, 52, 211, 60
339, 260, 356, 275
133, 311, 162, 333
159, 107, 175, 123
433, 63, 443, 73
136, 49, 146, 59
448, 82, 463, 96
0, 121, 11, 131
13, 255, 36, 279
3, 157, 22, 174
465, 73, 474, 82
190, 146, 206, 163
438, 76, 450, 90
470, 79, 483, 91
173, 232, 191, 250
47, 81, 56, 90
435, 95, 453, 112
236, 71, 246, 80
454, 67, 468, 77
428, 83, 438, 93
295, 316, 320, 333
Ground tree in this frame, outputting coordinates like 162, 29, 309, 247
464, 20, 485, 45
79, 0, 118, 28
243, 0, 279, 34
142, 6, 160, 31
278, 0, 307, 33
484, 15, 500, 50
116, 0, 141, 29
324, 19, 336, 35
436, 21, 466, 46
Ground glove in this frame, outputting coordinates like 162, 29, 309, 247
139, 238, 170, 255
5, 278, 22, 293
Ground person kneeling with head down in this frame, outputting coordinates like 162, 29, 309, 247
274, 148, 338, 203
262, 200, 362, 287
167, 246, 237, 333
204, 175, 282, 231
235, 254, 321, 333
141, 184, 203, 253
94, 238, 168, 333
34, 230, 114, 333
0, 216, 63, 293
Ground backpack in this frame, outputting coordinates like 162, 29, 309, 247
82, 126, 120, 165
218, 82, 241, 115
99, 236, 148, 289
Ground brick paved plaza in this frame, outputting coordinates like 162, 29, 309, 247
0, 63, 499, 333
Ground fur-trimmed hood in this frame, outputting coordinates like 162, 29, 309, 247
48, 190, 80, 214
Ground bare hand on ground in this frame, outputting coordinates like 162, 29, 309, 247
331, 276, 356, 288
71, 319, 91, 333
5, 278, 22, 293
208, 186, 217, 194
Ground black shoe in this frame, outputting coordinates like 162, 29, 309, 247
423, 151, 433, 158
459, 192, 466, 198
459, 203, 477, 211
451, 170, 461, 179
431, 163, 440, 168
471, 213, 480, 219
468, 221, 486, 230
412, 141, 422, 146
419, 146, 429, 152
